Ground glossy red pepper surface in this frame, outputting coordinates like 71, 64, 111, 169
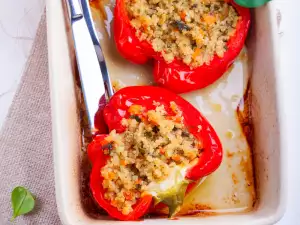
114, 0, 250, 93
88, 86, 222, 220
103, 86, 223, 179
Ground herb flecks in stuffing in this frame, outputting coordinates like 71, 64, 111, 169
101, 102, 202, 215
127, 0, 240, 68
172, 20, 191, 31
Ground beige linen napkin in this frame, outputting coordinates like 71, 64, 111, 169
0, 14, 61, 225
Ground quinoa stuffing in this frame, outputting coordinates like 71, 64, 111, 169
101, 102, 202, 215
126, 0, 240, 68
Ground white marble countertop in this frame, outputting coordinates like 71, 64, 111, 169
0, 0, 298, 224
0, 0, 45, 126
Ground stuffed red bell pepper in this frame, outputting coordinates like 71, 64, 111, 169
88, 86, 222, 220
114, 0, 250, 93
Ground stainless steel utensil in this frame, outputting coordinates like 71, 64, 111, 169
65, 0, 113, 134
80, 0, 114, 99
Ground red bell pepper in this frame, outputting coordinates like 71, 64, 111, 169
88, 86, 222, 220
114, 0, 250, 93
102, 86, 223, 179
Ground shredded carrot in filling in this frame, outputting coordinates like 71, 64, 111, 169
101, 102, 202, 215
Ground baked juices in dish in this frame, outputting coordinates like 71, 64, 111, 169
82, 0, 256, 221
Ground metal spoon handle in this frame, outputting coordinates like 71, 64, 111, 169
80, 0, 114, 99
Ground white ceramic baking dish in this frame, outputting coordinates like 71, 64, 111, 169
47, 0, 287, 224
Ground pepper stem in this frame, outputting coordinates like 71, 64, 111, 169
153, 179, 190, 218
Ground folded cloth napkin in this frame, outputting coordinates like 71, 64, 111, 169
0, 14, 61, 225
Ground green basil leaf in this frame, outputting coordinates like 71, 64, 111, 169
234, 0, 271, 8
11, 186, 35, 221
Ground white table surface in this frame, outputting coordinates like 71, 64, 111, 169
0, 0, 298, 224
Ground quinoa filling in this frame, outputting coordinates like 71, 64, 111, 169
126, 0, 240, 68
101, 102, 202, 215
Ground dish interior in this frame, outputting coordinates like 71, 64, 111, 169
77, 0, 257, 218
